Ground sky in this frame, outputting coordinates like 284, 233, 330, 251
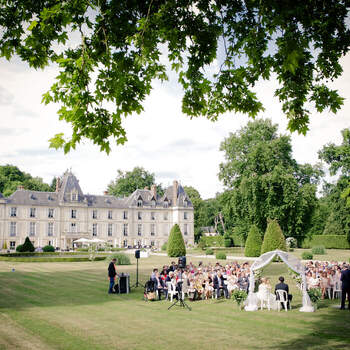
0, 51, 349, 199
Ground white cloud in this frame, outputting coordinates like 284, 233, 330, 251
0, 54, 349, 199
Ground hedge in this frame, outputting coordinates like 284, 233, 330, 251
301, 252, 313, 260
215, 252, 227, 260
0, 256, 106, 262
167, 224, 186, 257
199, 236, 225, 248
106, 253, 131, 265
0, 252, 60, 257
305, 235, 350, 249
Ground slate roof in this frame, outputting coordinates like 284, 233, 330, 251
2, 171, 193, 208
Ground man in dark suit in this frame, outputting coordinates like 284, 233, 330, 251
108, 258, 117, 294
151, 271, 167, 300
340, 265, 350, 310
213, 272, 229, 299
275, 276, 292, 309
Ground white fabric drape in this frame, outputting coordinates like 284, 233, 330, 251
245, 250, 314, 312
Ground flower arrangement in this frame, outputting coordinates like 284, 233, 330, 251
288, 268, 303, 290
307, 288, 322, 304
232, 290, 248, 309
286, 237, 297, 250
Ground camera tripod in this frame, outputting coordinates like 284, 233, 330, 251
167, 282, 192, 311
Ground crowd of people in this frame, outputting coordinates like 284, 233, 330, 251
305, 260, 347, 299
150, 260, 251, 301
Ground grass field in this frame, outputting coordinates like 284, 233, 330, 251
0, 255, 350, 350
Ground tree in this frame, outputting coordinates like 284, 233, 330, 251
1, 1, 349, 153
21, 237, 35, 253
107, 167, 163, 197
261, 219, 287, 254
219, 119, 320, 243
244, 225, 262, 257
319, 128, 350, 240
0, 165, 55, 197
167, 224, 186, 257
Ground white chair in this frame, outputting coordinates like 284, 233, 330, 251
276, 289, 289, 312
333, 282, 342, 299
166, 281, 178, 302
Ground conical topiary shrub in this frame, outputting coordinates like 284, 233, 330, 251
22, 237, 35, 252
261, 219, 287, 254
167, 224, 186, 257
244, 225, 262, 257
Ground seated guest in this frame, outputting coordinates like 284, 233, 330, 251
308, 273, 320, 289
214, 272, 229, 299
152, 271, 167, 300
238, 273, 249, 292
275, 276, 292, 309
320, 272, 329, 299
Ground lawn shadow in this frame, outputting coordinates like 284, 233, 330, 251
270, 304, 350, 350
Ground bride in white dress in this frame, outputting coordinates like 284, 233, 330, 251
256, 278, 278, 310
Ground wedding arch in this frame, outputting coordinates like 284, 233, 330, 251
244, 250, 314, 312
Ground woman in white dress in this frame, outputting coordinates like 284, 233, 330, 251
256, 278, 277, 310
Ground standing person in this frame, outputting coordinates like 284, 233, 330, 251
108, 258, 117, 294
340, 265, 350, 310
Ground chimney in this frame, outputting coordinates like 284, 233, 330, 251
151, 184, 157, 199
104, 191, 109, 195
55, 177, 61, 193
173, 180, 178, 206
17, 185, 24, 191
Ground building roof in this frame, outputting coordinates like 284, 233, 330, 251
2, 171, 193, 208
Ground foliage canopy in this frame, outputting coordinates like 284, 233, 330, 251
1, 1, 349, 152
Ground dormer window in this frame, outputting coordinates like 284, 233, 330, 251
71, 192, 77, 201
151, 199, 156, 207
137, 199, 143, 207
184, 199, 188, 207
163, 201, 168, 208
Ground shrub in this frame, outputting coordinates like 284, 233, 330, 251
107, 253, 131, 265
199, 236, 225, 248
97, 247, 105, 252
308, 288, 322, 304
261, 219, 287, 254
161, 242, 167, 251
198, 239, 207, 250
22, 237, 35, 252
167, 224, 186, 257
43, 245, 55, 252
205, 248, 214, 255
2, 241, 7, 250
311, 245, 326, 255
216, 252, 226, 260
244, 225, 262, 257
16, 244, 24, 252
302, 252, 313, 260
307, 235, 350, 249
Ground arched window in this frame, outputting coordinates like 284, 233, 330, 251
137, 199, 143, 207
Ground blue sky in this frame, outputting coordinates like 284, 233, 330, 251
0, 52, 349, 199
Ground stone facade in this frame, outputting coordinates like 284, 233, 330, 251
0, 171, 194, 250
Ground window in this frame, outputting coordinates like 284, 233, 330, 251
163, 201, 168, 208
71, 209, 77, 219
137, 200, 143, 207
48, 208, 54, 218
151, 199, 156, 207
123, 240, 128, 248
92, 223, 97, 236
108, 210, 113, 219
10, 241, 16, 249
151, 212, 155, 220
123, 223, 128, 236
92, 210, 97, 219
163, 212, 168, 220
184, 199, 188, 207
48, 222, 54, 236
30, 208, 36, 218
151, 241, 155, 247
10, 207, 17, 217
138, 224, 142, 236
10, 222, 16, 236
138, 211, 142, 220
29, 222, 36, 236
150, 224, 155, 236
184, 212, 188, 220
108, 223, 113, 236
70, 222, 76, 232
184, 224, 188, 236
123, 211, 128, 220
71, 192, 77, 201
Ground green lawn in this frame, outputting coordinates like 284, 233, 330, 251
0, 255, 349, 350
